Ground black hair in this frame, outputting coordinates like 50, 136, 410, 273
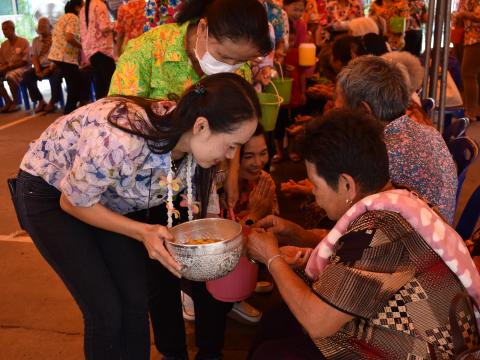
288, 19, 296, 34
65, 0, 83, 14
108, 73, 260, 217
362, 33, 388, 56
299, 109, 389, 195
176, 0, 273, 57
332, 34, 367, 66
283, 0, 307, 5
85, 0, 91, 27
240, 123, 266, 158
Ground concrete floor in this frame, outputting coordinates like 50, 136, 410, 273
0, 107, 478, 360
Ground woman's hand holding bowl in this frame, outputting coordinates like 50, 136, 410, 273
140, 224, 182, 278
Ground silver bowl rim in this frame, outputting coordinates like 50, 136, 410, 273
166, 218, 242, 249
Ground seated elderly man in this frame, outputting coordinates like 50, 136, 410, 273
334, 56, 457, 224
23, 17, 63, 113
0, 20, 31, 112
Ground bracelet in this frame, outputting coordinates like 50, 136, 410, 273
267, 254, 284, 272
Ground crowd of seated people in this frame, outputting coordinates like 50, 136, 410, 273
0, 0, 151, 115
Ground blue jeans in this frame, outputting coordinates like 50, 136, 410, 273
15, 170, 150, 360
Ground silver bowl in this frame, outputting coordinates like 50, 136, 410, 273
165, 218, 244, 281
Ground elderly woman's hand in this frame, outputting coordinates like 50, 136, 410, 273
279, 246, 313, 268
247, 228, 281, 264
254, 215, 301, 245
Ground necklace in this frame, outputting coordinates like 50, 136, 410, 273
166, 154, 194, 228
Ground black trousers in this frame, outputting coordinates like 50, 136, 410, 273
90, 52, 116, 99
55, 61, 82, 114
15, 170, 232, 359
248, 302, 325, 360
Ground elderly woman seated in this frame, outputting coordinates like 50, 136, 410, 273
247, 109, 480, 360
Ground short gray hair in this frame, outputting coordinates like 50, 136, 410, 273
336, 56, 411, 122
382, 51, 424, 92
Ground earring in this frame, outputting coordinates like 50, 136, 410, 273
346, 198, 352, 205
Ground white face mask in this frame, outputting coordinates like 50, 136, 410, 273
194, 26, 242, 75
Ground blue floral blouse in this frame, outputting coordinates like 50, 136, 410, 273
20, 98, 195, 215
384, 115, 457, 224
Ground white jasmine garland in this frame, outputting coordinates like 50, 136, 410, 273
166, 159, 174, 228
166, 154, 194, 228
186, 154, 194, 222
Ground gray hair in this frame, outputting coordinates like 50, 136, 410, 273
381, 51, 424, 92
336, 55, 410, 122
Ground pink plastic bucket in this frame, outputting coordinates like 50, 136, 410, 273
206, 256, 259, 302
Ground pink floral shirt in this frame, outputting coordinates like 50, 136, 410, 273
79, 0, 115, 61
318, 0, 364, 41
369, 0, 426, 33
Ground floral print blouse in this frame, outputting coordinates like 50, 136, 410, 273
458, 0, 480, 45
369, 0, 427, 33
318, 0, 364, 42
265, 1, 285, 44
144, 0, 182, 32
384, 115, 457, 224
109, 21, 200, 99
79, 0, 115, 61
20, 98, 196, 215
109, 21, 252, 99
304, 0, 321, 24
115, 0, 146, 46
48, 13, 80, 65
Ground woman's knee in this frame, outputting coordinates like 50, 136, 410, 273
84, 298, 123, 336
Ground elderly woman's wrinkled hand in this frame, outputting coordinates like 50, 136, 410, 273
279, 246, 313, 268
247, 228, 280, 264
254, 215, 299, 245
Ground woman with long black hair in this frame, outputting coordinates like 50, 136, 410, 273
15, 73, 260, 360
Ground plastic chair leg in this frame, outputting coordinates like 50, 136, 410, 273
19, 82, 30, 110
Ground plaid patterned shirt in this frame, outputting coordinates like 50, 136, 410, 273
312, 210, 479, 359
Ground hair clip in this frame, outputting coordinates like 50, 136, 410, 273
194, 83, 206, 95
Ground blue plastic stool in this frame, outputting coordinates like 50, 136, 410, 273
19, 81, 31, 110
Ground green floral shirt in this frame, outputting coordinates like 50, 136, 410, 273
109, 21, 252, 100
109, 21, 198, 99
